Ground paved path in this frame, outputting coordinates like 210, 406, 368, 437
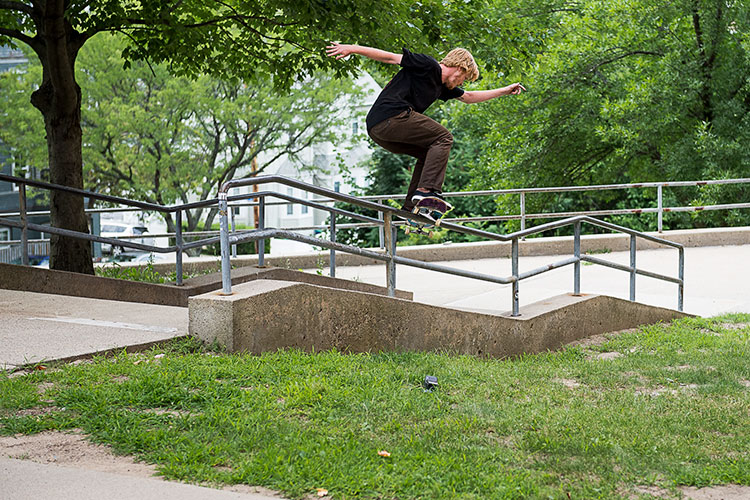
0, 290, 188, 371
0, 458, 284, 500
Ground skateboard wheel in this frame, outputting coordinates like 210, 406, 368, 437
435, 219, 442, 227
427, 230, 434, 237
405, 227, 411, 235
412, 207, 420, 214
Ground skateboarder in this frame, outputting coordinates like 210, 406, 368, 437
326, 43, 526, 219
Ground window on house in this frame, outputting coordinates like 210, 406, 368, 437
334, 181, 341, 193
352, 120, 359, 136
0, 228, 9, 242
301, 191, 308, 214
287, 188, 294, 215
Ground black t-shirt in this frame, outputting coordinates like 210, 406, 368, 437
366, 48, 465, 130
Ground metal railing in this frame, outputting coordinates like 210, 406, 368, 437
368, 178, 750, 234
1, 172, 686, 314
4, 175, 748, 254
218, 175, 685, 314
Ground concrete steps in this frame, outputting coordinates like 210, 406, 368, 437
189, 280, 689, 358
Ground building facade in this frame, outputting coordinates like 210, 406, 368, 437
230, 73, 381, 255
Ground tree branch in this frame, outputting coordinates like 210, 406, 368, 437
587, 50, 662, 74
0, 26, 36, 47
0, 1, 33, 16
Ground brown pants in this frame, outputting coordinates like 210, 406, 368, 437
368, 109, 453, 209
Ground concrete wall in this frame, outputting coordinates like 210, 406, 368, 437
0, 263, 411, 307
189, 280, 689, 358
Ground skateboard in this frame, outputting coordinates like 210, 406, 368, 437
403, 197, 451, 236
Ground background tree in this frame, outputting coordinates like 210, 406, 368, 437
1, 34, 357, 238
1, 0, 517, 273
469, 0, 750, 232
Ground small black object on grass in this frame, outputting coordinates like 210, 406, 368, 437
423, 375, 438, 392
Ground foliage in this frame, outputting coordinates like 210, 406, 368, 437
0, 34, 358, 235
468, 0, 750, 231
3, 0, 517, 273
95, 258, 169, 284
2, 316, 749, 499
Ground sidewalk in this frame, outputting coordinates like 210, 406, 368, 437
0, 457, 285, 500
0, 290, 188, 371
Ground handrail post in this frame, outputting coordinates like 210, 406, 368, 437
230, 205, 237, 258
258, 196, 265, 267
175, 210, 184, 286
377, 200, 385, 249
384, 212, 395, 297
629, 235, 636, 301
219, 192, 232, 294
657, 185, 663, 233
329, 213, 336, 277
573, 221, 581, 296
511, 238, 520, 316
18, 183, 28, 266
678, 247, 684, 311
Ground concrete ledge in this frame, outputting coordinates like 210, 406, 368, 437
0, 263, 412, 307
137, 226, 750, 274
189, 280, 690, 358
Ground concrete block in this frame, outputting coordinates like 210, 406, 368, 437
188, 280, 690, 358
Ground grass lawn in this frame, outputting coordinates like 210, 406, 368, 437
1, 315, 749, 499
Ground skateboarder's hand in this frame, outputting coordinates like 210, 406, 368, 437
507, 83, 526, 95
326, 43, 355, 59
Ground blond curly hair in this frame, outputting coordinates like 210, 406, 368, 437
440, 48, 479, 82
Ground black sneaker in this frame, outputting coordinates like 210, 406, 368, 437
411, 189, 443, 204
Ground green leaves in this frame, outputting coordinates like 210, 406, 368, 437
465, 0, 750, 230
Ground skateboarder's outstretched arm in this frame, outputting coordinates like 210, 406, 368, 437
326, 43, 402, 65
458, 84, 526, 104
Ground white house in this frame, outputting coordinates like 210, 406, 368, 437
229, 72, 382, 255
101, 72, 383, 257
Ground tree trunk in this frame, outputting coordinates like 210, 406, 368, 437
29, 2, 94, 274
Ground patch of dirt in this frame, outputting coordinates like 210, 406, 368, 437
36, 382, 56, 395
139, 408, 195, 418
0, 430, 157, 478
595, 351, 624, 361
11, 406, 59, 417
629, 484, 750, 500
680, 485, 750, 500
0, 430, 288, 498
629, 485, 672, 498
222, 484, 285, 497
634, 384, 699, 397
553, 378, 581, 388
720, 322, 750, 331
565, 328, 638, 349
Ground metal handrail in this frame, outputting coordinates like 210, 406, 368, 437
218, 175, 685, 315
4, 173, 748, 236
1, 171, 687, 314
0, 172, 687, 314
